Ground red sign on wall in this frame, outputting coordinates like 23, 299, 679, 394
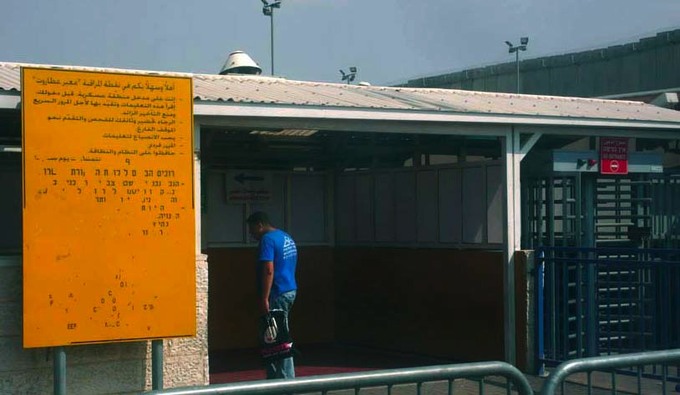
600, 137, 629, 175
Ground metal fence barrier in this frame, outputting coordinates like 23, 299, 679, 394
541, 348, 680, 394
148, 361, 533, 395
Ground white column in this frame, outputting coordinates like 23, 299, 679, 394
503, 128, 522, 365
194, 121, 202, 256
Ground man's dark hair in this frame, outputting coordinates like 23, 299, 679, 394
247, 211, 271, 226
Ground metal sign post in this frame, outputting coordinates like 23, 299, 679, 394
54, 347, 66, 395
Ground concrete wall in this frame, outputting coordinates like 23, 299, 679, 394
0, 254, 209, 394
402, 29, 680, 98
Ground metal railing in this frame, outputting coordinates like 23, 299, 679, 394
537, 247, 680, 371
541, 348, 680, 394
148, 361, 533, 395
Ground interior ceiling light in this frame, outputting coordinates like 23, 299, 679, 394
250, 129, 318, 137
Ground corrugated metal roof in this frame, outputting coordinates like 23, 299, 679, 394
2, 61, 680, 125
0, 63, 20, 92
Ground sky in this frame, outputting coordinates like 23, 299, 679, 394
1, 0, 679, 86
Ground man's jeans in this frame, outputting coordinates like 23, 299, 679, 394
266, 290, 296, 379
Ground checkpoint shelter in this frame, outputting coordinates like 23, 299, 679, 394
1, 61, 680, 392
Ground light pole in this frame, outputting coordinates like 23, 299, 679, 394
261, 0, 282, 75
505, 37, 528, 93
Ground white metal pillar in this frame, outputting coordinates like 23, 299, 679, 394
194, 121, 203, 255
503, 129, 541, 365
502, 128, 522, 365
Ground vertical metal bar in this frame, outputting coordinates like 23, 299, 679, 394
662, 364, 668, 394
548, 178, 557, 361
615, 253, 621, 355
506, 377, 511, 395
560, 177, 566, 246
576, 172, 582, 248
54, 347, 66, 395
562, 248, 568, 360
583, 175, 598, 357
416, 382, 421, 395
675, 261, 680, 357
538, 179, 545, 247
637, 365, 642, 395
537, 249, 546, 376
639, 251, 647, 354
386, 385, 391, 395
587, 371, 592, 395
516, 50, 520, 93
662, 263, 671, 350
479, 378, 484, 395
561, 187, 569, 362
531, 181, 537, 247
270, 12, 275, 75
615, 178, 621, 241
548, 176, 555, 246
629, 251, 635, 354
447, 380, 452, 395
604, 256, 611, 356
152, 339, 164, 390
522, 182, 528, 248
576, 173, 584, 361
651, 258, 658, 360
611, 370, 616, 395
577, 256, 583, 358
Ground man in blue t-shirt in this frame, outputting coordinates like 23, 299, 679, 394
247, 211, 298, 379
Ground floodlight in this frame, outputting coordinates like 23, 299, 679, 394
340, 67, 357, 84
521, 37, 529, 45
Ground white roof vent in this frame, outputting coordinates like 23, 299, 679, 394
219, 51, 262, 75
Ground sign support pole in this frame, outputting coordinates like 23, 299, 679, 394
54, 346, 66, 395
152, 340, 164, 390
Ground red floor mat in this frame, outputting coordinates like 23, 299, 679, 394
210, 344, 453, 384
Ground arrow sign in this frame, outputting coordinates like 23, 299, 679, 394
235, 173, 265, 185
226, 171, 272, 204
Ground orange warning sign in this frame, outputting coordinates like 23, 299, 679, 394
21, 68, 196, 348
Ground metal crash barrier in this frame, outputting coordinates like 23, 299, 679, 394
148, 361, 533, 395
541, 348, 680, 394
